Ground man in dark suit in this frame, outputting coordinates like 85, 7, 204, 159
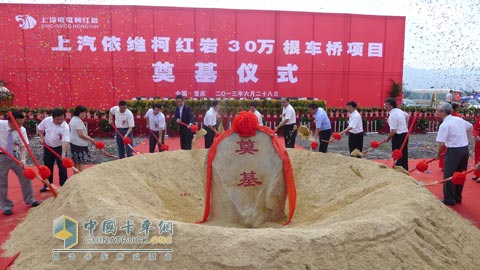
174, 95, 195, 150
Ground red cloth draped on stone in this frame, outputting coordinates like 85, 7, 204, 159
198, 111, 296, 225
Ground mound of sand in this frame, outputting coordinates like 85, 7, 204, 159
4, 149, 480, 270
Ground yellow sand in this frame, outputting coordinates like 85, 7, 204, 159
4, 149, 480, 270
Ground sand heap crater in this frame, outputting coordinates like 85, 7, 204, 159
4, 149, 480, 270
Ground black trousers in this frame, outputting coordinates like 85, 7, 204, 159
43, 145, 67, 186
443, 146, 469, 204
348, 132, 364, 153
204, 127, 215, 149
392, 132, 409, 170
179, 126, 193, 150
148, 130, 165, 153
283, 124, 297, 148
319, 129, 332, 153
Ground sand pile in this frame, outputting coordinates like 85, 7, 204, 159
4, 149, 480, 270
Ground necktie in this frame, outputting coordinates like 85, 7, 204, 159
6, 129, 14, 155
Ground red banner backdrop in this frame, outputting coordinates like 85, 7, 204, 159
0, 4, 405, 109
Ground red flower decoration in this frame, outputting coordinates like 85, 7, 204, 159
232, 111, 259, 137
62, 157, 74, 168
332, 133, 342, 141
190, 124, 198, 133
370, 141, 380, 148
160, 144, 169, 151
39, 165, 51, 179
392, 149, 403, 160
23, 168, 36, 180
310, 141, 319, 149
452, 172, 466, 185
95, 141, 105, 149
415, 160, 429, 172
123, 137, 132, 145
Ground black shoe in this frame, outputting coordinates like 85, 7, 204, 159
473, 176, 478, 180
3, 209, 12, 216
441, 199, 456, 206
455, 199, 462, 204
39, 186, 49, 193
31, 201, 41, 207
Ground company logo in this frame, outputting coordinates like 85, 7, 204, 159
15, 15, 37, 29
53, 215, 78, 249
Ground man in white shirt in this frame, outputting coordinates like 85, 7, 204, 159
340, 101, 364, 155
274, 98, 297, 148
384, 98, 410, 170
203, 100, 219, 148
109, 100, 135, 158
249, 102, 263, 126
445, 90, 453, 103
37, 108, 70, 192
309, 104, 332, 153
435, 102, 472, 206
0, 111, 40, 215
145, 104, 166, 153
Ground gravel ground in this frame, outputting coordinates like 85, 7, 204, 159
296, 132, 475, 160
23, 137, 146, 166
22, 133, 475, 166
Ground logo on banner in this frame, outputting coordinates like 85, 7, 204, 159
15, 15, 37, 30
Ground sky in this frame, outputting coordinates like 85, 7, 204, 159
1, 0, 479, 88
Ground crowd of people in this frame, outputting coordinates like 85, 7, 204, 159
1, 95, 479, 215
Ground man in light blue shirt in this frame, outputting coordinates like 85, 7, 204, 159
309, 104, 331, 153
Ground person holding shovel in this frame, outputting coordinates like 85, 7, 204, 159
308, 103, 331, 153
38, 108, 70, 192
384, 98, 409, 170
0, 111, 41, 216
145, 103, 165, 153
203, 100, 219, 149
175, 95, 195, 150
69, 105, 95, 172
340, 101, 364, 154
434, 102, 472, 206
274, 98, 297, 148
109, 100, 135, 158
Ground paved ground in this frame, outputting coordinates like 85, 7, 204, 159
23, 132, 475, 165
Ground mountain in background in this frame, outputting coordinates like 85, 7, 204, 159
403, 66, 480, 92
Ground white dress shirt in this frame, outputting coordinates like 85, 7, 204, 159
445, 93, 453, 102
348, 110, 363, 134
204, 107, 217, 127
436, 115, 473, 148
145, 109, 165, 131
282, 104, 296, 125
254, 110, 263, 126
37, 116, 70, 147
110, 106, 135, 128
387, 108, 409, 134
0, 120, 28, 151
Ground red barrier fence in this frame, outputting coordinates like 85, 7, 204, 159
10, 110, 462, 139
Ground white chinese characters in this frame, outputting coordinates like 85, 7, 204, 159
51, 35, 383, 58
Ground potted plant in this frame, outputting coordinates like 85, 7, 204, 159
416, 118, 429, 133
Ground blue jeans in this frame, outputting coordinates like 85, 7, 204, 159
116, 128, 133, 159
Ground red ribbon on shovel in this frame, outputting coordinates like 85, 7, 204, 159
7, 111, 58, 197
